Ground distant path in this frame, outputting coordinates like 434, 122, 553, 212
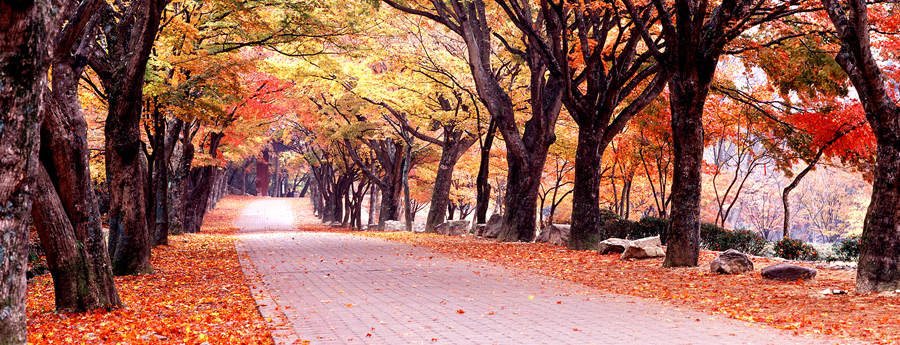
235, 197, 859, 345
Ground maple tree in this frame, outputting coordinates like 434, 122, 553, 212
817, 0, 900, 293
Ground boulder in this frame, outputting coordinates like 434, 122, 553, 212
710, 249, 754, 274
536, 224, 571, 246
631, 235, 661, 248
761, 263, 817, 281
383, 220, 405, 232
436, 220, 470, 236
620, 244, 666, 259
483, 214, 503, 239
597, 238, 632, 254
473, 224, 487, 237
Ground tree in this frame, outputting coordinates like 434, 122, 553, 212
0, 0, 51, 340
498, 0, 670, 249
626, 0, 806, 267
28, 0, 123, 312
384, 0, 564, 242
819, 0, 900, 293
88, 0, 171, 275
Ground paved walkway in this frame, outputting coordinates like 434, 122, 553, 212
234, 198, 858, 345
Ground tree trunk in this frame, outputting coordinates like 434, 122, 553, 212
475, 119, 497, 224
424, 140, 473, 232
95, 0, 168, 276
569, 126, 609, 250
183, 132, 223, 234
31, 163, 118, 313
0, 0, 51, 339
256, 150, 269, 196
819, 0, 900, 293
663, 76, 710, 267
38, 51, 121, 309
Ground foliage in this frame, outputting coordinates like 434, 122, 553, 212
833, 235, 861, 262
26, 197, 272, 344
773, 237, 819, 261
700, 223, 769, 256
634, 217, 670, 245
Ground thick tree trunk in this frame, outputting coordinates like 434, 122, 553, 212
0, 0, 51, 339
31, 163, 119, 312
424, 142, 472, 232
568, 126, 608, 250
96, 0, 168, 276
498, 152, 547, 242
154, 120, 182, 246
38, 54, 121, 309
663, 77, 709, 268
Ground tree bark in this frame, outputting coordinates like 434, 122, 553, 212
92, 0, 170, 276
820, 0, 900, 293
256, 150, 269, 197
0, 0, 51, 339
35, 1, 121, 309
183, 132, 223, 234
424, 133, 476, 232
569, 126, 609, 249
475, 119, 497, 224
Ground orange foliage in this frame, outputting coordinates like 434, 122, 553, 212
27, 197, 271, 344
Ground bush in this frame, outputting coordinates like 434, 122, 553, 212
630, 216, 669, 244
774, 237, 819, 260
601, 218, 633, 239
699, 223, 768, 256
834, 235, 861, 261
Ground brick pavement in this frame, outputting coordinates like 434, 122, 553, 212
234, 198, 861, 345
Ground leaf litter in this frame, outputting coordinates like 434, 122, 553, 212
27, 196, 274, 344
357, 231, 897, 344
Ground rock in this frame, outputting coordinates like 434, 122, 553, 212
536, 224, 570, 246
473, 224, 487, 237
631, 235, 661, 247
761, 263, 817, 281
383, 220, 405, 232
483, 214, 503, 238
710, 249, 754, 274
597, 238, 632, 254
436, 220, 470, 236
413, 222, 426, 233
620, 244, 666, 259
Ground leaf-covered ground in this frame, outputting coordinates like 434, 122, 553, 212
27, 196, 271, 344
356, 231, 897, 344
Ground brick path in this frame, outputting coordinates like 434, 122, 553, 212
234, 198, 860, 345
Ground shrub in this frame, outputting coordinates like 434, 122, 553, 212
699, 223, 768, 256
630, 216, 669, 244
602, 218, 634, 239
834, 235, 861, 261
774, 237, 819, 260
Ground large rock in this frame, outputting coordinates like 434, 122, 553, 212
483, 214, 503, 239
383, 220, 405, 232
631, 235, 661, 248
620, 244, 666, 259
597, 238, 631, 254
761, 263, 816, 281
436, 220, 470, 236
710, 249, 754, 274
473, 224, 487, 237
536, 224, 571, 246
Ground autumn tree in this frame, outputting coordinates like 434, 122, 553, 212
818, 0, 900, 293
384, 0, 564, 242
625, 0, 809, 267
30, 0, 123, 312
0, 0, 52, 340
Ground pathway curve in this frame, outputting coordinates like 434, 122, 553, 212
234, 198, 858, 345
